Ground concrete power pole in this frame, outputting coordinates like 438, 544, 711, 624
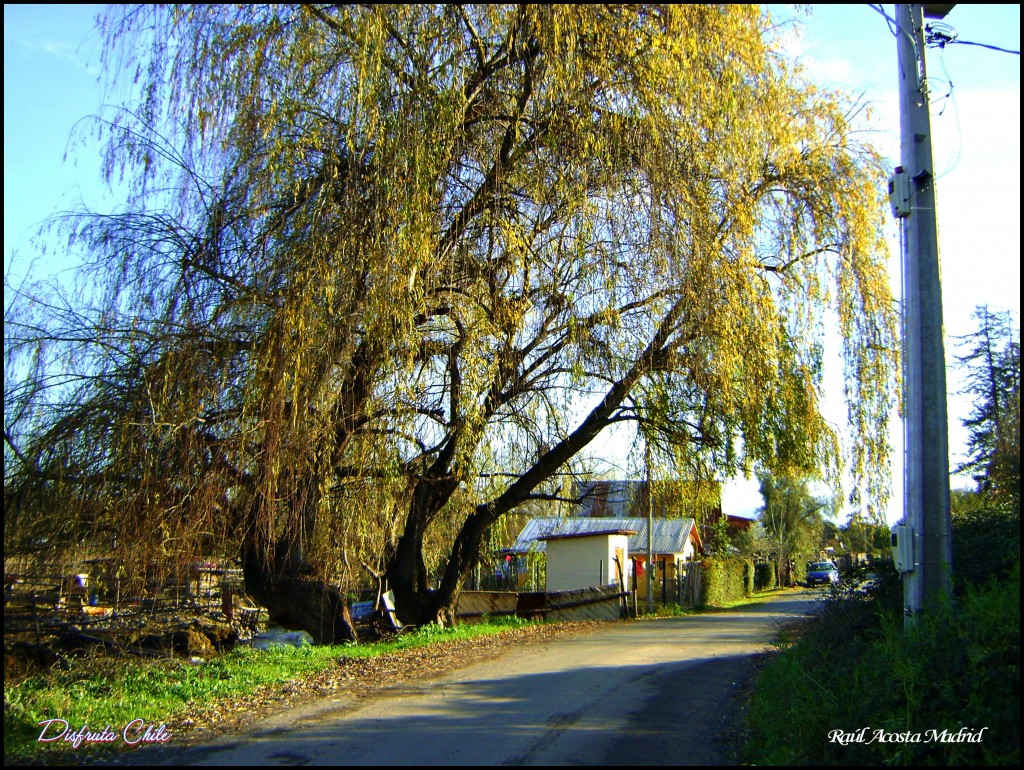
645, 442, 654, 615
896, 3, 954, 625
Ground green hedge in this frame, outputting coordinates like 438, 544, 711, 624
754, 561, 776, 590
701, 557, 753, 606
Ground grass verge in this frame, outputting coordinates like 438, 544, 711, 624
645, 586, 793, 618
742, 563, 1020, 765
4, 615, 537, 764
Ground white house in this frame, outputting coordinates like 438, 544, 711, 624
511, 517, 702, 565
539, 528, 636, 592
510, 517, 703, 599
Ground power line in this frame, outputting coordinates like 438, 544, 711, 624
869, 4, 899, 37
951, 39, 1020, 56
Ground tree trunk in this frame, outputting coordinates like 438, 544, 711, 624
389, 510, 490, 629
242, 541, 358, 645
385, 477, 461, 627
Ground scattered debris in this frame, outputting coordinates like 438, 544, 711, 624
251, 627, 314, 650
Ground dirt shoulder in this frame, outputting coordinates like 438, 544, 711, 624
102, 620, 607, 765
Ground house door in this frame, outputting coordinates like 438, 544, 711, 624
614, 547, 626, 587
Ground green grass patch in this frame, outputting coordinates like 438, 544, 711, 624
642, 587, 788, 618
705, 587, 791, 612
743, 563, 1020, 765
4, 615, 536, 764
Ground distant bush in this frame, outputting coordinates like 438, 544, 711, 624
951, 498, 1020, 592
743, 560, 756, 596
753, 561, 776, 591
790, 556, 809, 586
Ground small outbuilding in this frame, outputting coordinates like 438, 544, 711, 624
510, 517, 703, 600
511, 517, 702, 565
538, 528, 636, 592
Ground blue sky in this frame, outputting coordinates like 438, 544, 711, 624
4, 5, 1021, 523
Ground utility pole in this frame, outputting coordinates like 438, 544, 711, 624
896, 3, 954, 626
645, 441, 654, 615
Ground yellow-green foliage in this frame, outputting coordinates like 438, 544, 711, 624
5, 5, 899, 599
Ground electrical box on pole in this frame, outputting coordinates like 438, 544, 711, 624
890, 525, 915, 573
888, 168, 912, 218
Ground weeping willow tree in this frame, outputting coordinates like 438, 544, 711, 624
4, 5, 898, 636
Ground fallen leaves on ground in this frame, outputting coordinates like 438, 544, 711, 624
172, 621, 604, 747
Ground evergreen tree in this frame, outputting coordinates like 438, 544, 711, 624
955, 306, 1020, 505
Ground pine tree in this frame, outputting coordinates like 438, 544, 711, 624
955, 306, 1021, 504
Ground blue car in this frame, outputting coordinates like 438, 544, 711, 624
806, 561, 840, 587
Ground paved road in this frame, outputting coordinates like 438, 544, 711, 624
165, 590, 820, 766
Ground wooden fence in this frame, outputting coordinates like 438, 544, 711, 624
457, 584, 626, 624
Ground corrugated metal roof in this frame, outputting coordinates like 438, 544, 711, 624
509, 517, 698, 556
539, 528, 638, 541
